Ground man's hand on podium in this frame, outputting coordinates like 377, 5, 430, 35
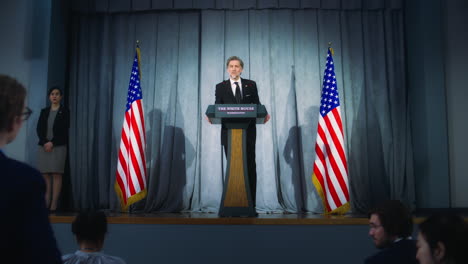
264, 114, 271, 124
205, 115, 212, 124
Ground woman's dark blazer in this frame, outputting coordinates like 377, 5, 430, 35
36, 105, 70, 146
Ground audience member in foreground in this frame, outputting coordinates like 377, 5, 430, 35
416, 212, 468, 264
0, 74, 62, 263
62, 211, 127, 264
364, 200, 418, 264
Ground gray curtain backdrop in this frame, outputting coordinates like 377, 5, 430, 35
68, 7, 414, 213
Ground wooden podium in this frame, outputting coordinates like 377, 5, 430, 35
206, 104, 268, 217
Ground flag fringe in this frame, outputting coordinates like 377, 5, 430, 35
312, 173, 350, 215
114, 182, 147, 212
328, 202, 350, 215
312, 173, 327, 211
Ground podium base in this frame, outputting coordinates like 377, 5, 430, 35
219, 206, 257, 217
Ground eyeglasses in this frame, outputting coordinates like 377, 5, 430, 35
21, 107, 32, 121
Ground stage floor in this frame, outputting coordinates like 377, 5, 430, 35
49, 212, 430, 225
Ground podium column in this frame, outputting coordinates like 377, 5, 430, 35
219, 126, 256, 217
205, 104, 267, 217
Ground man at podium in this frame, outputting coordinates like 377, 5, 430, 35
213, 56, 270, 207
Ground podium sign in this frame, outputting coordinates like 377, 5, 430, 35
206, 104, 267, 217
206, 104, 267, 124
215, 105, 257, 118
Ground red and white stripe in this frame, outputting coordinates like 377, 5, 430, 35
313, 106, 349, 212
116, 99, 146, 207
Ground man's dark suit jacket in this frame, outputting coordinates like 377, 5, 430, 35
364, 239, 418, 264
0, 151, 62, 264
215, 78, 261, 204
37, 105, 70, 146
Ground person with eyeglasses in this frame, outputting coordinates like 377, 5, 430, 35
365, 200, 418, 264
0, 74, 62, 263
36, 86, 70, 212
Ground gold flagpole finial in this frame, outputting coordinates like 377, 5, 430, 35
136, 40, 140, 47
328, 42, 334, 56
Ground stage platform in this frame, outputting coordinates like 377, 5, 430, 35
49, 212, 429, 225
49, 211, 466, 264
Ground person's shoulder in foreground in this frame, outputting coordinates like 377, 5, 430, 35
1, 150, 43, 184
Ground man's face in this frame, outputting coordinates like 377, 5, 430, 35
369, 214, 393, 249
227, 60, 243, 80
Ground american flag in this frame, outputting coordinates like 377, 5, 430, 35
312, 47, 350, 214
115, 46, 147, 211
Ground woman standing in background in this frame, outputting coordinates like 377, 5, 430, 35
37, 86, 69, 212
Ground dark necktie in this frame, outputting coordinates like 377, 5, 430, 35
234, 82, 242, 104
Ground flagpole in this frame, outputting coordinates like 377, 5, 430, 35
135, 40, 142, 80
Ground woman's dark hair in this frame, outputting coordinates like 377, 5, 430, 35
368, 200, 413, 238
48, 86, 62, 96
0, 75, 26, 132
72, 211, 107, 243
419, 212, 468, 264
